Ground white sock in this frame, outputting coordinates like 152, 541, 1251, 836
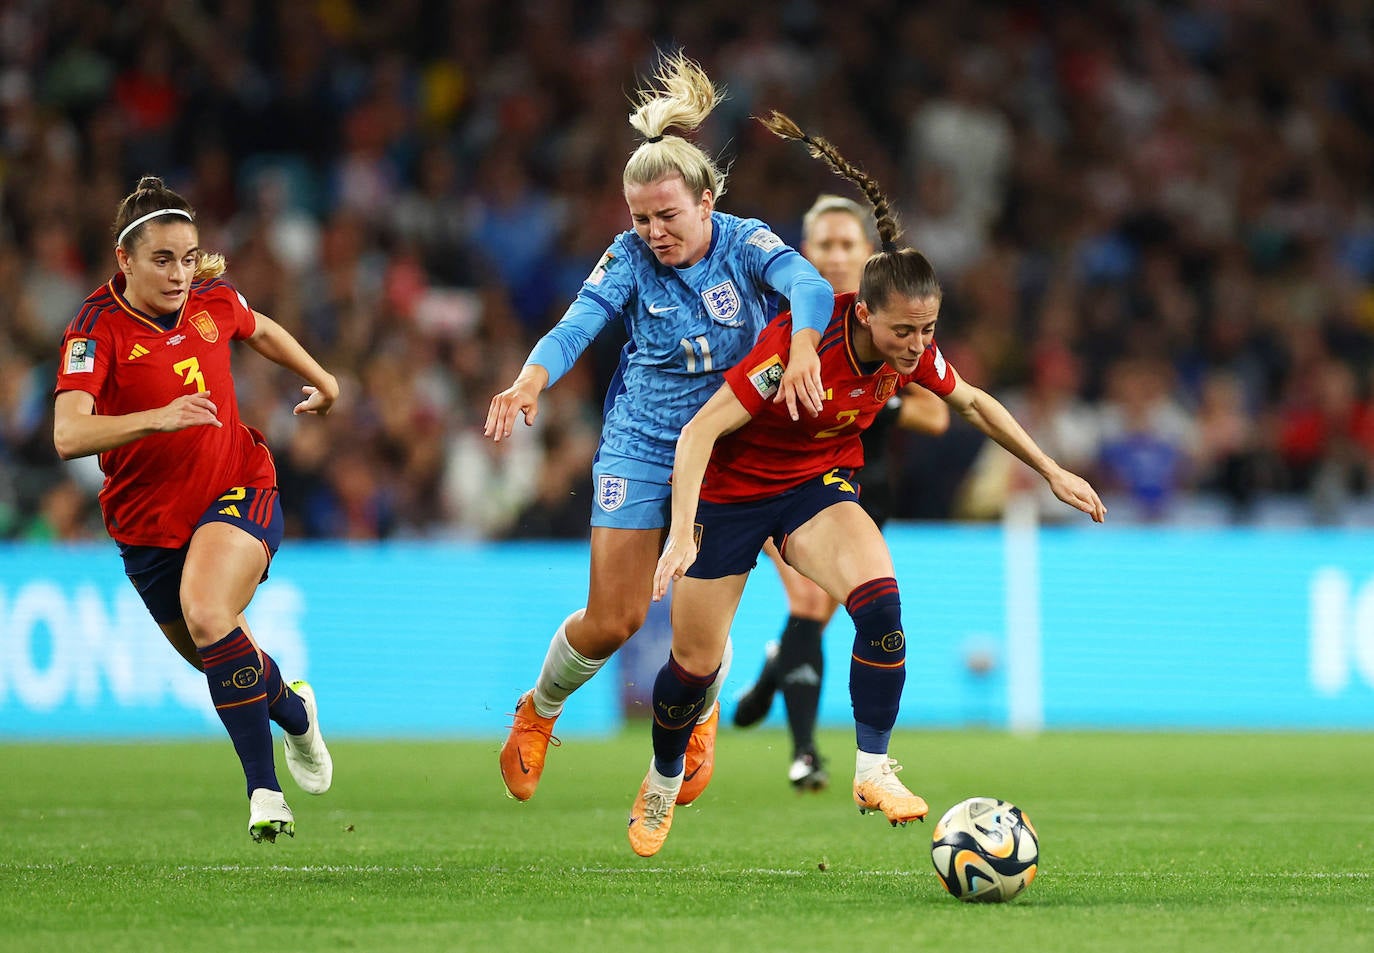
531, 613, 606, 718
648, 758, 684, 788
855, 749, 890, 778
698, 636, 733, 724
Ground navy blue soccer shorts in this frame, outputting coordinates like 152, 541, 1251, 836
118, 486, 284, 624
686, 468, 863, 580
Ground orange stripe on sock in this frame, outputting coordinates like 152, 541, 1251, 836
851, 654, 905, 669
214, 692, 268, 711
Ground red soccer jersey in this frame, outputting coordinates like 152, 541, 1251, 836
703, 292, 957, 503
53, 272, 277, 547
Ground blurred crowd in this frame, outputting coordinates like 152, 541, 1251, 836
2, 0, 1373, 541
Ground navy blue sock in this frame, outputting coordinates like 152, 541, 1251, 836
198, 627, 280, 796
846, 578, 906, 754
261, 652, 308, 735
651, 654, 718, 777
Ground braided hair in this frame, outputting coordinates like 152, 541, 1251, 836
755, 110, 940, 308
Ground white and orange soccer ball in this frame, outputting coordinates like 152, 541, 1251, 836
930, 797, 1039, 902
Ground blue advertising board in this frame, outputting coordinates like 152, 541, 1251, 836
1, 525, 1371, 738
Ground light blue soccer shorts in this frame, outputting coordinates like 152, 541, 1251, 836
590, 453, 672, 530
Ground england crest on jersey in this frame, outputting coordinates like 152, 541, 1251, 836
702, 280, 742, 326
597, 475, 629, 512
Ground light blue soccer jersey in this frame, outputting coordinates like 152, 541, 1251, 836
526, 211, 833, 483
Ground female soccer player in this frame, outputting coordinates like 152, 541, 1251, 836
734, 194, 951, 793
53, 176, 337, 842
628, 112, 1105, 857
486, 51, 834, 806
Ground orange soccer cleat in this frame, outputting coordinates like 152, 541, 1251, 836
628, 764, 681, 857
677, 700, 719, 805
853, 757, 929, 826
499, 690, 561, 801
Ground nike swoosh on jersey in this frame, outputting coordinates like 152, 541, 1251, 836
648, 304, 678, 314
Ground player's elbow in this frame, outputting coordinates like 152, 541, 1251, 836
52, 425, 84, 461
676, 415, 720, 462
915, 400, 951, 436
51, 406, 94, 461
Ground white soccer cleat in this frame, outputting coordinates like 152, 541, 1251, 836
249, 788, 295, 843
788, 749, 829, 792
283, 680, 333, 795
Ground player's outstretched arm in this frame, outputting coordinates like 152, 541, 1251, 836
897, 384, 950, 435
653, 384, 754, 600
485, 363, 550, 442
944, 373, 1106, 523
53, 388, 221, 460
247, 312, 339, 416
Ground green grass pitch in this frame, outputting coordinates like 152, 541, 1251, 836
2, 728, 1372, 952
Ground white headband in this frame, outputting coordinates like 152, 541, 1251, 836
117, 208, 193, 246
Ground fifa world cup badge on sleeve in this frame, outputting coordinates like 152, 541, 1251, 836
597, 475, 628, 512
745, 227, 784, 252
65, 338, 96, 373
587, 251, 615, 286
747, 355, 785, 400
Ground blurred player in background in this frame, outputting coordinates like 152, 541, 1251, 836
52, 176, 337, 842
732, 194, 951, 793
486, 51, 834, 806
630, 111, 1105, 857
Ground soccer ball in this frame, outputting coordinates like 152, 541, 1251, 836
930, 797, 1039, 902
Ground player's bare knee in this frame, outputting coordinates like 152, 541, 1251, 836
574, 608, 646, 657
180, 599, 237, 647
669, 642, 721, 677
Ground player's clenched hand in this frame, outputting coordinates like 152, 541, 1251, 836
157, 392, 221, 431
653, 532, 698, 602
775, 330, 824, 421
485, 365, 549, 442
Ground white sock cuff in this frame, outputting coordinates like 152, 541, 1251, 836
855, 749, 889, 777
699, 636, 733, 723
532, 612, 606, 717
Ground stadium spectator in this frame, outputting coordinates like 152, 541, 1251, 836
0, 0, 1367, 538
635, 112, 1104, 857
51, 176, 336, 842
485, 52, 834, 806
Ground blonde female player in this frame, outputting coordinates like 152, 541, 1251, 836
486, 53, 833, 807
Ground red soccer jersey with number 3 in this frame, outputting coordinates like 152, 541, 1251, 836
53, 272, 277, 547
703, 292, 957, 503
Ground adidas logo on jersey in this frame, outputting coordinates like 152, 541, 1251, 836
127, 344, 149, 360
218, 505, 242, 518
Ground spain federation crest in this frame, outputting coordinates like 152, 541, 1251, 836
702, 280, 742, 326
597, 475, 629, 512
189, 310, 219, 343
876, 372, 899, 402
